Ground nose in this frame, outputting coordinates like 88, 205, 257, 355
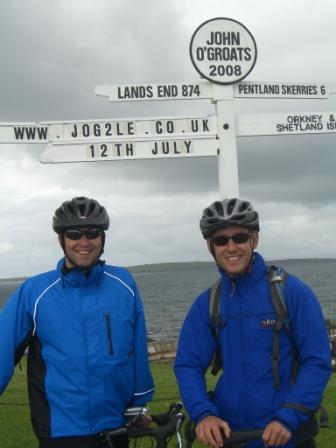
76, 235, 91, 244
226, 237, 239, 249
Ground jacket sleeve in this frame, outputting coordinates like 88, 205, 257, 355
128, 282, 155, 406
0, 282, 34, 394
174, 291, 220, 423
273, 275, 332, 432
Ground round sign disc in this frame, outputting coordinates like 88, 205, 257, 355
190, 17, 257, 85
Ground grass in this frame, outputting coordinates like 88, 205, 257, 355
0, 359, 335, 447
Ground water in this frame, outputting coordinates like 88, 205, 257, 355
1, 259, 335, 341
133, 263, 219, 340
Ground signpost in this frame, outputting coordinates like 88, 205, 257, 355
1, 17, 335, 198
189, 17, 257, 85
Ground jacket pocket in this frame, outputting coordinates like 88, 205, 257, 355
104, 311, 113, 355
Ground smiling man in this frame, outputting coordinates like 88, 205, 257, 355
55, 200, 108, 271
0, 196, 154, 448
174, 198, 331, 448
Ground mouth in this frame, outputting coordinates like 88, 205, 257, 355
226, 255, 240, 261
76, 250, 92, 255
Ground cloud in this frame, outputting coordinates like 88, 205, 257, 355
0, 242, 13, 254
259, 200, 336, 260
0, 0, 336, 277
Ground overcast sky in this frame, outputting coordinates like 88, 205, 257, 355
1, 0, 336, 278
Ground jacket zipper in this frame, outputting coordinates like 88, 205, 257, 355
104, 312, 113, 355
230, 281, 236, 297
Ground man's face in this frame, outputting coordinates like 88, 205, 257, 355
207, 225, 259, 275
60, 227, 103, 269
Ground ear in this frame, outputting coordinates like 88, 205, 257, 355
251, 231, 259, 250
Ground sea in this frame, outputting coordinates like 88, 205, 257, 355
0, 259, 335, 341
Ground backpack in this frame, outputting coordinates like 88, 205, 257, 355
207, 265, 329, 438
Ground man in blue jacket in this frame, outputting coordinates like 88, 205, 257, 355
0, 196, 154, 448
174, 198, 331, 448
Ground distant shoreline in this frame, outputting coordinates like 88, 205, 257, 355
1, 258, 336, 281
0, 276, 27, 282
0, 261, 216, 282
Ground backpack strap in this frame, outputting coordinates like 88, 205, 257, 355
267, 265, 299, 389
268, 265, 287, 389
208, 279, 224, 376
267, 266, 288, 322
282, 402, 316, 415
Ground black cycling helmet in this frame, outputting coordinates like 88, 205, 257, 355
200, 198, 259, 239
53, 196, 110, 234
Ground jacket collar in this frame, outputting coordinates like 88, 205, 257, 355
56, 257, 105, 287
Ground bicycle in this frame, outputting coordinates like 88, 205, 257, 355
101, 402, 185, 448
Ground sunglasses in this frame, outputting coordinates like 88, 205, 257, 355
211, 232, 251, 246
63, 228, 103, 241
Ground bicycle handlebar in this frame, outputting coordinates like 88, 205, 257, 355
151, 402, 183, 427
221, 429, 264, 447
101, 402, 185, 448
185, 421, 264, 448
127, 413, 184, 448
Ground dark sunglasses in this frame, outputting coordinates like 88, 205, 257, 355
63, 228, 103, 241
211, 232, 251, 246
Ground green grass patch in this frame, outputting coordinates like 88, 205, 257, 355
0, 359, 334, 447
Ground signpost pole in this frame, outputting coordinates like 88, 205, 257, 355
213, 85, 239, 198
189, 17, 257, 199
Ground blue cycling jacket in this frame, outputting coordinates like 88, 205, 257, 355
0, 259, 154, 438
174, 253, 332, 448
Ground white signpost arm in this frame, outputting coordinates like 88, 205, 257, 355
95, 80, 336, 102
213, 85, 239, 198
